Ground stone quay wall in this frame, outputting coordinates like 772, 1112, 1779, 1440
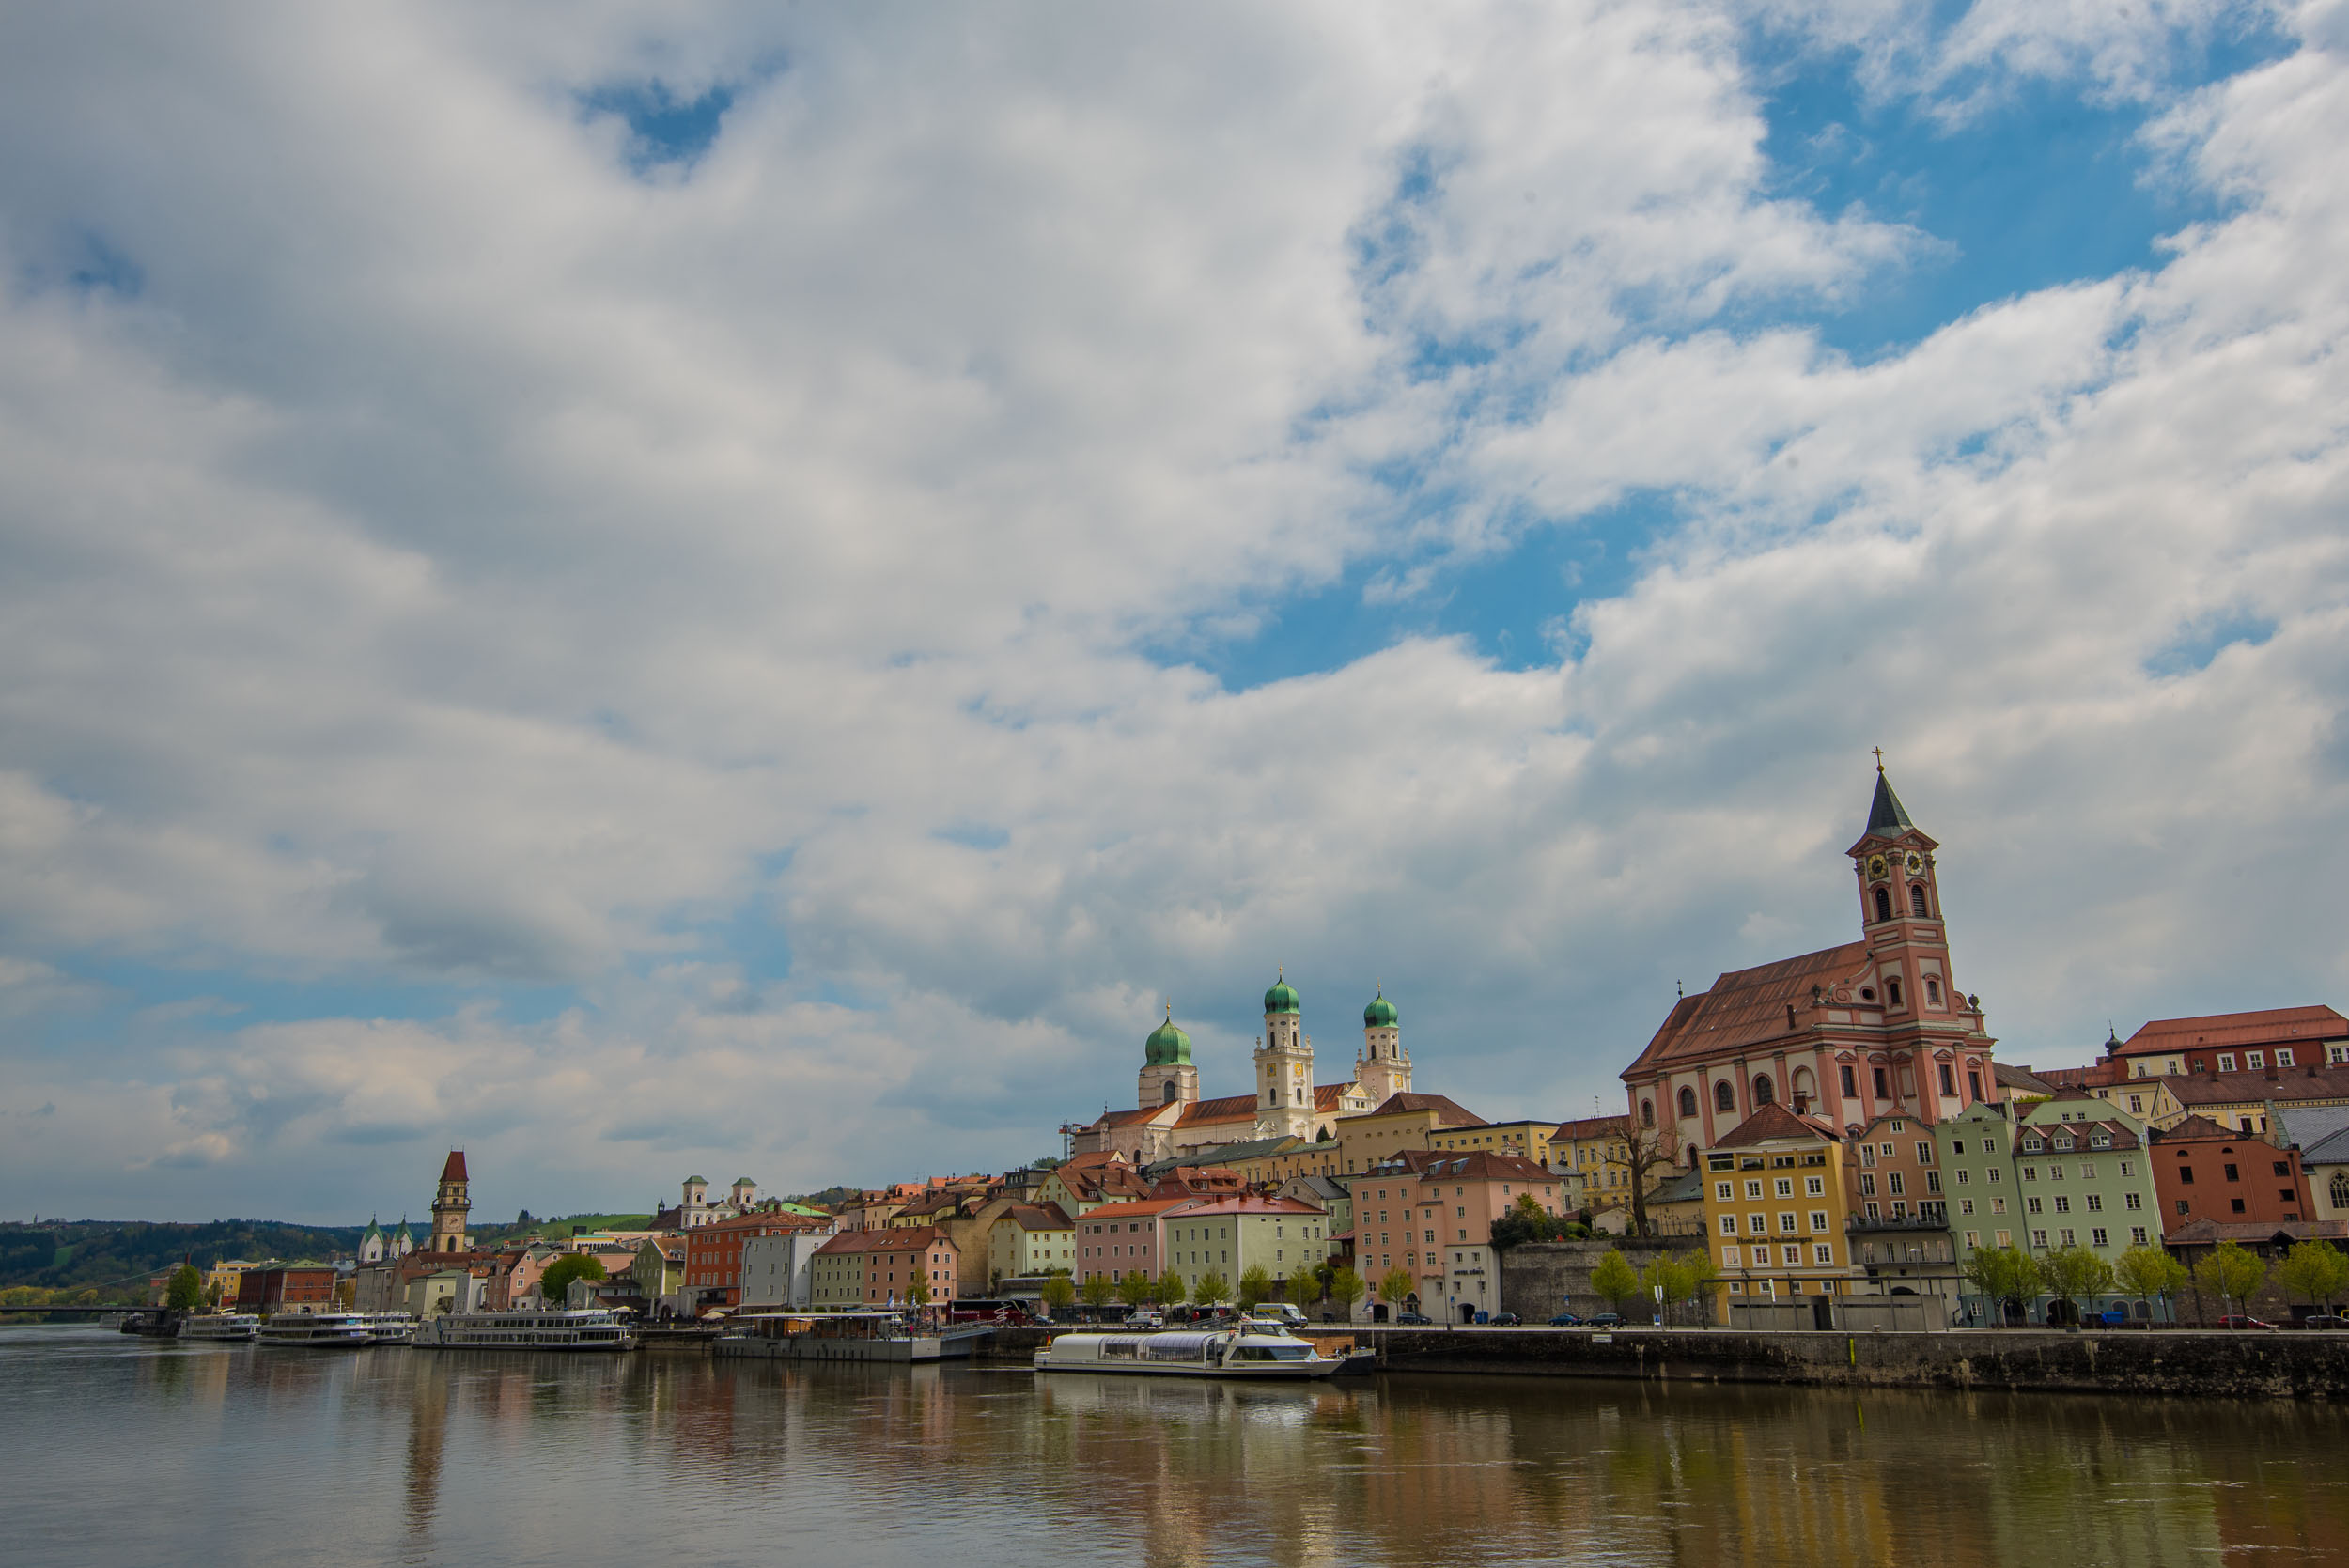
1498, 1239, 1694, 1322
1293, 1324, 2349, 1400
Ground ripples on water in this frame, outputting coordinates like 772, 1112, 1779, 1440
7, 1326, 2347, 1566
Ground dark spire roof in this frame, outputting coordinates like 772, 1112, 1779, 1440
1864, 767, 1915, 838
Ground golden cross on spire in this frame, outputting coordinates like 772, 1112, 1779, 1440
1872, 746, 1886, 772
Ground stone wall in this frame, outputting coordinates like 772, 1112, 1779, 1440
1295, 1324, 2349, 1399
1498, 1238, 1688, 1321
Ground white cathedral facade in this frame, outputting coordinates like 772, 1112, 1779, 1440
1066, 974, 1415, 1165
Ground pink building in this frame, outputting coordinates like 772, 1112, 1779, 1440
1349, 1151, 1564, 1317
1074, 1197, 1191, 1285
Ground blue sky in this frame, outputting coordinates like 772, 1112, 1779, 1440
2, 1, 2346, 1222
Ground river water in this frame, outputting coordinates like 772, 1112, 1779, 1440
8, 1326, 2346, 1566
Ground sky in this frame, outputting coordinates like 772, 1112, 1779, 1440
4, 1, 2347, 1225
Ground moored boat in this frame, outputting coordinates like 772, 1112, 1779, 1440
361, 1312, 417, 1343
179, 1313, 261, 1342
258, 1312, 376, 1348
412, 1307, 636, 1351
1034, 1325, 1371, 1379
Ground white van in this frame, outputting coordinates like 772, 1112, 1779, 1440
1252, 1302, 1308, 1327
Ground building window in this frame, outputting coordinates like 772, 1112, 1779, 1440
1752, 1075, 1776, 1107
1875, 887, 1892, 922
1874, 1067, 1890, 1098
1937, 1064, 1955, 1097
1910, 884, 1929, 918
1925, 977, 1941, 1006
1888, 979, 1904, 1008
2247, 1050, 2265, 1069
1840, 1065, 1858, 1097
1641, 1099, 1655, 1128
1679, 1086, 1699, 1118
2217, 1053, 2237, 1071
1716, 1080, 1736, 1113
2131, 1226, 2148, 1245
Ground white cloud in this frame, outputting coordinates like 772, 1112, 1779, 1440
0, 3, 2345, 1218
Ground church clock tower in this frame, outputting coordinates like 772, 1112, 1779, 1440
1253, 972, 1315, 1141
1355, 986, 1411, 1104
429, 1150, 471, 1254
1848, 758, 1974, 1115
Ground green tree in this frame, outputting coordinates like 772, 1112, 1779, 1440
1312, 1259, 1336, 1301
1960, 1246, 2044, 1326
1639, 1248, 1719, 1327
2039, 1246, 2117, 1324
1194, 1269, 1231, 1308
1589, 1249, 1641, 1315
2114, 1245, 2188, 1321
1040, 1275, 1077, 1315
1237, 1265, 1272, 1310
539, 1253, 608, 1304
2195, 1243, 2270, 1323
1115, 1270, 1152, 1309
1378, 1265, 1419, 1312
906, 1274, 930, 1309
1154, 1270, 1188, 1308
203, 1280, 224, 1311
1328, 1266, 1366, 1319
1080, 1274, 1116, 1314
2277, 1241, 2349, 1313
163, 1264, 205, 1313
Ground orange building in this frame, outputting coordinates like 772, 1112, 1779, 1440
683, 1213, 828, 1310
809, 1226, 960, 1310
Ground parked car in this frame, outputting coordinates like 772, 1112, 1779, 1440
2302, 1314, 2349, 1329
1548, 1312, 1584, 1327
1585, 1312, 1624, 1327
1487, 1313, 1522, 1327
1394, 1312, 1434, 1326
2221, 1314, 2281, 1330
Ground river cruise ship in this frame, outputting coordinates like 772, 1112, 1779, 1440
361, 1312, 417, 1343
713, 1311, 990, 1364
412, 1307, 636, 1351
179, 1313, 261, 1342
1034, 1325, 1370, 1379
258, 1312, 376, 1348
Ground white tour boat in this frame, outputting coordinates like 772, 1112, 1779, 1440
1034, 1325, 1371, 1380
258, 1312, 376, 1348
412, 1307, 637, 1352
179, 1313, 261, 1342
361, 1312, 417, 1344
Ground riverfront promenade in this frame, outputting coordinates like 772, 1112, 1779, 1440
985, 1323, 2349, 1399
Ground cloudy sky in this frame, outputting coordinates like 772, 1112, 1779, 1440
4, 2, 2345, 1225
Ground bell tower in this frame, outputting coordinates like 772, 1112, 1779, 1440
429, 1150, 471, 1254
1355, 986, 1411, 1104
1138, 1005, 1199, 1110
1253, 971, 1315, 1141
1846, 755, 1968, 1114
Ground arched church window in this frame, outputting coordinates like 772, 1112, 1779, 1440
1874, 887, 1892, 923
1163, 1081, 1177, 1104
1791, 1068, 1815, 1113
1888, 978, 1904, 1008
1910, 883, 1930, 918
1641, 1099, 1655, 1128
2333, 1171, 2349, 1211
1715, 1080, 1735, 1113
1925, 978, 1941, 1006
1678, 1086, 1699, 1118
1752, 1075, 1776, 1107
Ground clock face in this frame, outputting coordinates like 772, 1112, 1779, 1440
1867, 855, 1888, 880
1904, 851, 1925, 874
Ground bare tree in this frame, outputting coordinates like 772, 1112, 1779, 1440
1621, 1122, 1685, 1239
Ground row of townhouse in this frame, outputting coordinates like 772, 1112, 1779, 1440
1697, 1086, 2344, 1324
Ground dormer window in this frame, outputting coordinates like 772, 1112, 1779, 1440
2217, 1053, 2237, 1071
2247, 1050, 2266, 1069
2023, 1137, 2043, 1153
2092, 1133, 2111, 1148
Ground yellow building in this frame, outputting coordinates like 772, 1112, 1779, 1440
986, 1203, 1077, 1282
1699, 1104, 1859, 1310
1429, 1120, 1558, 1164
1332, 1094, 1485, 1176
1549, 1115, 1633, 1218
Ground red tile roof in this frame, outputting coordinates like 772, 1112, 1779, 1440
1001, 1203, 1074, 1232
2118, 1006, 2349, 1056
439, 1150, 468, 1184
1362, 1149, 1555, 1183
1621, 942, 1874, 1078
1174, 1094, 1259, 1126
814, 1226, 955, 1256
1553, 1113, 1631, 1141
1365, 1092, 1482, 1125
1711, 1103, 1839, 1147
2165, 1066, 2349, 1108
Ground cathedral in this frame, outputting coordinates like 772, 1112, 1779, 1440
1619, 764, 2003, 1163
1065, 975, 1415, 1164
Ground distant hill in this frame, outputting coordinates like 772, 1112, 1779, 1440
0, 1219, 367, 1300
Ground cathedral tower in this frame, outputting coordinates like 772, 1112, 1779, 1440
1254, 971, 1315, 1141
1355, 986, 1412, 1104
1848, 758, 1975, 1115
1138, 1006, 1199, 1109
429, 1150, 471, 1254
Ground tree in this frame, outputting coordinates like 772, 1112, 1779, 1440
334, 1278, 356, 1311
1041, 1275, 1077, 1315
163, 1264, 205, 1313
1640, 1249, 1719, 1327
1154, 1270, 1188, 1308
1115, 1271, 1152, 1309
1620, 1123, 1686, 1239
2039, 1246, 2117, 1324
203, 1280, 224, 1311
1238, 1265, 1272, 1310
2195, 1243, 2270, 1323
1312, 1259, 1336, 1301
539, 1253, 608, 1304
1960, 1246, 2043, 1326
1377, 1266, 1418, 1312
1328, 1266, 1366, 1320
1080, 1274, 1116, 1314
2114, 1245, 2188, 1321
1589, 1249, 1641, 1315
906, 1274, 930, 1309
2278, 1241, 2349, 1314
1493, 1192, 1574, 1250
1195, 1270, 1231, 1308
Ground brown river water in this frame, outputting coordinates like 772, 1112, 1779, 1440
7, 1325, 2345, 1566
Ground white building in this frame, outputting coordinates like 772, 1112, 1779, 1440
739, 1230, 836, 1310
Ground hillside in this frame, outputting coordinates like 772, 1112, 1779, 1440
0, 1220, 366, 1299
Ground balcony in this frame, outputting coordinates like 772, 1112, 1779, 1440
1845, 1214, 1949, 1234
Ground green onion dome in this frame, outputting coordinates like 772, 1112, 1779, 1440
1363, 988, 1398, 1028
1145, 1010, 1192, 1066
1264, 970, 1300, 1015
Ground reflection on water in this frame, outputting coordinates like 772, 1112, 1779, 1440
8, 1326, 2348, 1567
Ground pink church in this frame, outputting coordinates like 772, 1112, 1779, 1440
1621, 766, 2003, 1165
